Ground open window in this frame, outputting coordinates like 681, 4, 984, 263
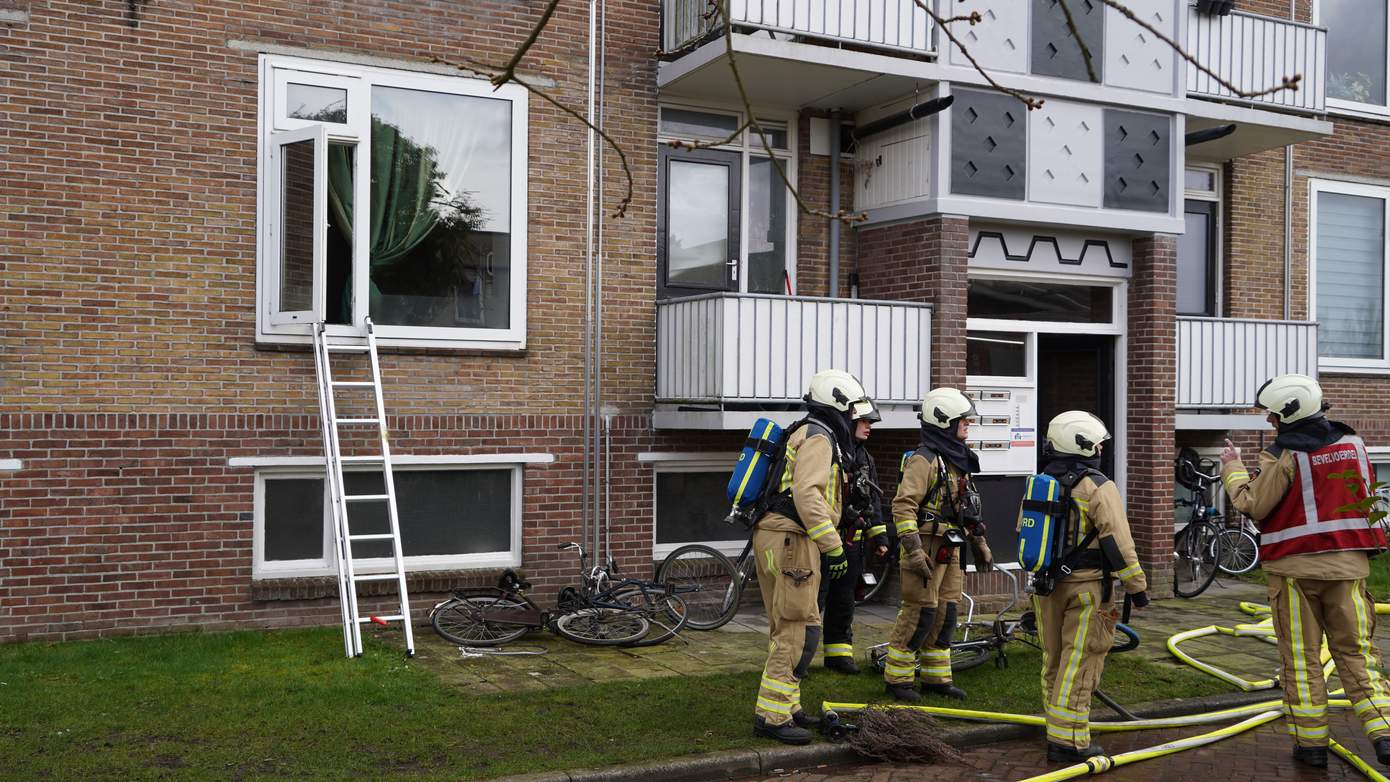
267, 124, 327, 326
258, 56, 528, 349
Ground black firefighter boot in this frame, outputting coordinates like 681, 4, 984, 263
884, 682, 922, 702
921, 681, 967, 700
1292, 745, 1329, 768
824, 656, 861, 675
1376, 737, 1390, 767
1047, 743, 1107, 763
754, 716, 812, 746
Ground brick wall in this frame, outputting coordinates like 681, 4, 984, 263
1127, 235, 1178, 592
855, 214, 969, 388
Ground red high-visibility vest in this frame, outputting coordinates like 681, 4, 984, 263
1259, 434, 1387, 562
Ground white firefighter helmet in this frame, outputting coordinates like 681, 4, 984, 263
805, 369, 869, 413
1047, 411, 1111, 457
852, 397, 882, 423
919, 388, 977, 429
1255, 373, 1325, 424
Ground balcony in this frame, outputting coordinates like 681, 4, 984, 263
1186, 8, 1325, 113
655, 293, 931, 429
663, 0, 934, 56
1176, 317, 1318, 410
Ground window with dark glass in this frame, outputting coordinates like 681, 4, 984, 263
967, 331, 1027, 377
655, 470, 740, 546
967, 279, 1113, 323
1178, 200, 1217, 316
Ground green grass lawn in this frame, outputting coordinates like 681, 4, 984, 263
0, 628, 1229, 781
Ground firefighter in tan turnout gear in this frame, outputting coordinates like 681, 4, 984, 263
751, 369, 867, 745
1220, 374, 1390, 770
1028, 411, 1149, 763
883, 387, 994, 703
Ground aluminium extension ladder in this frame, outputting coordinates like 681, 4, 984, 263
311, 318, 415, 658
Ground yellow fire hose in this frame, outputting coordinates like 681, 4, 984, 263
1014, 710, 1283, 782
825, 600, 1390, 779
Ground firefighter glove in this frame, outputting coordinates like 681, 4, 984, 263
826, 546, 849, 580
905, 546, 932, 577
1130, 590, 1150, 609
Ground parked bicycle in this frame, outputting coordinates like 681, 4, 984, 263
429, 542, 687, 648
1173, 450, 1229, 598
867, 566, 1140, 675
657, 525, 896, 631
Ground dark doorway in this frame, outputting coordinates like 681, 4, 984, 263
1036, 334, 1116, 477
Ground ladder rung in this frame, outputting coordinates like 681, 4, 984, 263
352, 573, 400, 582
345, 494, 390, 502
326, 344, 370, 353
332, 381, 375, 388
349, 533, 396, 541
339, 455, 385, 464
359, 614, 405, 623
336, 418, 381, 426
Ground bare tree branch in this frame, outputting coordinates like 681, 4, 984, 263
1097, 0, 1300, 99
1056, 0, 1099, 84
431, 55, 635, 219
665, 120, 753, 150
913, 2, 1046, 110
493, 0, 563, 88
711, 0, 867, 224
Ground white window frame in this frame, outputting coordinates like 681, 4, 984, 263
1316, 0, 1390, 119
257, 54, 529, 350
1368, 446, 1390, 504
1308, 178, 1390, 372
656, 102, 799, 294
648, 454, 746, 560
252, 463, 524, 579
965, 330, 1034, 388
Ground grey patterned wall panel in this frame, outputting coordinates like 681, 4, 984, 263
1027, 99, 1103, 207
1102, 109, 1170, 212
945, 0, 1027, 73
1031, 0, 1105, 82
1104, 0, 1177, 94
951, 88, 1026, 200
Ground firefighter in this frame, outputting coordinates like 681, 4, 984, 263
1030, 410, 1148, 763
882, 387, 993, 702
819, 398, 890, 674
1220, 374, 1390, 769
751, 369, 866, 745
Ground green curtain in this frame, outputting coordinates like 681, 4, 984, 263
327, 117, 443, 319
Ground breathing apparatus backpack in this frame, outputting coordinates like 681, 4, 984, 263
723, 417, 841, 529
1017, 470, 1100, 595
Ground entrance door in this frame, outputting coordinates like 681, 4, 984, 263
1037, 334, 1116, 477
658, 146, 741, 299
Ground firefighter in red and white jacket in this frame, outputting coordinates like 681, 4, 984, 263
1221, 374, 1390, 770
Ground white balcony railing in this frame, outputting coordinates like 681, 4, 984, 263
1176, 317, 1318, 408
656, 293, 932, 405
662, 0, 934, 56
1186, 7, 1326, 113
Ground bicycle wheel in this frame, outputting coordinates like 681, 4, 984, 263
950, 621, 1000, 672
1174, 521, 1222, 598
431, 595, 531, 647
552, 607, 650, 646
1214, 528, 1259, 575
855, 545, 895, 606
656, 544, 741, 631
610, 584, 689, 647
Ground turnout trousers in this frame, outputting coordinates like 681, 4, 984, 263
1269, 576, 1390, 747
884, 537, 963, 687
1036, 579, 1116, 750
752, 526, 823, 726
819, 544, 864, 663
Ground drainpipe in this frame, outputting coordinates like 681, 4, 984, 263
1284, 145, 1292, 321
582, 0, 597, 556
829, 110, 841, 298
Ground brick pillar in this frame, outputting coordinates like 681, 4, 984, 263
856, 214, 969, 388
1127, 234, 1178, 593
